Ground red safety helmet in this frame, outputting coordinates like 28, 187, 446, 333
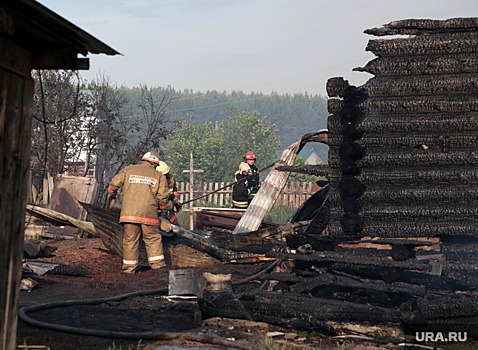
244, 151, 256, 160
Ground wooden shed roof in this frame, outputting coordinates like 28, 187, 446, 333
1, 0, 121, 69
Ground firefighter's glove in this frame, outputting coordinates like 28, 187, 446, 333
107, 191, 116, 201
173, 199, 183, 211
159, 200, 173, 211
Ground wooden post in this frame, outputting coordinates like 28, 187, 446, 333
0, 40, 34, 350
182, 152, 203, 230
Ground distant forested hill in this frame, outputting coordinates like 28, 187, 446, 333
125, 87, 330, 162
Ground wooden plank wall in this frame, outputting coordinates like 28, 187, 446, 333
0, 37, 34, 350
176, 182, 314, 209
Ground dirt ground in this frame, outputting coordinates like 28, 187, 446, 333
17, 237, 476, 350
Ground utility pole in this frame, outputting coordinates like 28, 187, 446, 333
182, 151, 204, 230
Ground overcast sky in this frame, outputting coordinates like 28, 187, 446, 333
37, 0, 476, 97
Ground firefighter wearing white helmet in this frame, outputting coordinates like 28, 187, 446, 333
108, 151, 171, 274
156, 161, 181, 225
232, 162, 251, 208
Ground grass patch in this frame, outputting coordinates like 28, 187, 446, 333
264, 205, 296, 224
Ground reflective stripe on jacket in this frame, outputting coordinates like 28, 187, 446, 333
109, 161, 169, 225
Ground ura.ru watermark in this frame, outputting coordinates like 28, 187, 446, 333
416, 331, 467, 342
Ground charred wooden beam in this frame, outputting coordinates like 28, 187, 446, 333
199, 301, 336, 335
416, 294, 478, 319
237, 290, 412, 323
265, 251, 432, 271
328, 263, 476, 291
260, 271, 427, 296
275, 164, 330, 177
356, 55, 478, 77
364, 18, 478, 36
234, 220, 311, 245
365, 32, 478, 56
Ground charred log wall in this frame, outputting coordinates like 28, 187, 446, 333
326, 17, 478, 240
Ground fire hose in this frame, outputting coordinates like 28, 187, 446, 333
18, 259, 281, 350
180, 161, 276, 205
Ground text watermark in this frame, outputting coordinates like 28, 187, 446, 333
416, 332, 467, 342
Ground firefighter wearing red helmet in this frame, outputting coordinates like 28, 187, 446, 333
108, 151, 171, 274
232, 152, 260, 208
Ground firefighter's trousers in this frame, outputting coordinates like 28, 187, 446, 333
122, 223, 165, 273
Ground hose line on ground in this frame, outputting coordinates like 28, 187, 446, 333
18, 260, 283, 350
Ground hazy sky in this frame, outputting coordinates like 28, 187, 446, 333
37, 0, 477, 97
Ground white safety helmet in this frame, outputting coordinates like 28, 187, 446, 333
156, 161, 170, 174
141, 151, 160, 164
238, 162, 251, 173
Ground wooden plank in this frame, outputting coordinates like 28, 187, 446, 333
214, 182, 219, 205
47, 173, 54, 204
0, 36, 31, 78
0, 56, 34, 350
26, 205, 97, 235
220, 182, 225, 207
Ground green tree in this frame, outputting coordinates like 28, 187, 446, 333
166, 119, 215, 182
202, 105, 281, 182
166, 106, 281, 183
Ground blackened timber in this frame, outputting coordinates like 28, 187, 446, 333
357, 167, 478, 186
355, 113, 478, 134
360, 204, 478, 221
234, 220, 312, 245
416, 295, 478, 319
364, 18, 478, 36
199, 303, 336, 335
262, 271, 427, 296
360, 221, 478, 238
170, 224, 261, 262
365, 32, 478, 56
276, 164, 331, 177
265, 251, 432, 271
238, 290, 411, 323
360, 97, 478, 114
356, 132, 478, 149
357, 149, 478, 168
329, 263, 476, 290
361, 75, 478, 96
355, 54, 478, 76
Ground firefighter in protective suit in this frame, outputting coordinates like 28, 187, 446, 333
156, 161, 181, 225
232, 162, 251, 208
243, 151, 260, 200
108, 151, 171, 274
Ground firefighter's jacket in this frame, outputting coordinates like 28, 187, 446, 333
108, 161, 169, 225
165, 173, 178, 200
232, 172, 250, 208
247, 163, 260, 195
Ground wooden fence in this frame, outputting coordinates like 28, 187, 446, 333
176, 182, 317, 209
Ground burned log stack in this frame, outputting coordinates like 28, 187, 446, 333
327, 18, 478, 243
230, 18, 478, 340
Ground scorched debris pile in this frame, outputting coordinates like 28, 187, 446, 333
262, 17, 478, 337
